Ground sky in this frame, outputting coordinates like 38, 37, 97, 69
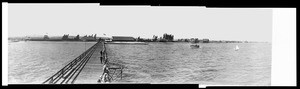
8, 4, 272, 42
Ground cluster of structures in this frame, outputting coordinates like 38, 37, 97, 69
24, 34, 99, 41
177, 38, 209, 43
137, 33, 175, 42
61, 34, 98, 41
108, 33, 210, 43
18, 33, 210, 43
109, 33, 245, 43
109, 33, 175, 42
9, 33, 257, 43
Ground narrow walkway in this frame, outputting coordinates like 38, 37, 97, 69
74, 42, 104, 84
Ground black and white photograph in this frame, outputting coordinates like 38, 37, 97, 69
2, 2, 296, 87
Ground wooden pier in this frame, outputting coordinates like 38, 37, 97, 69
72, 42, 104, 84
43, 41, 123, 84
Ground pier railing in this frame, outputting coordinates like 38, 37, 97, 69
43, 41, 102, 84
98, 42, 124, 83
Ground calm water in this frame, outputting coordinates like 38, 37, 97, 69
8, 41, 96, 84
106, 42, 271, 85
8, 41, 271, 85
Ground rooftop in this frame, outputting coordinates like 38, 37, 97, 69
112, 36, 135, 41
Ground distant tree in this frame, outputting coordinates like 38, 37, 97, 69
153, 35, 158, 41
74, 34, 80, 41
94, 34, 97, 39
62, 34, 67, 40
137, 36, 140, 41
44, 35, 49, 40
162, 33, 174, 42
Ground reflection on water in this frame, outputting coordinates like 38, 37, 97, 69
8, 41, 96, 84
106, 42, 271, 85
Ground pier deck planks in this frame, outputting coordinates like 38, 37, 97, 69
74, 42, 104, 84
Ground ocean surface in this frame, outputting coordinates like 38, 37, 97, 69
8, 41, 96, 84
8, 41, 271, 85
106, 42, 271, 85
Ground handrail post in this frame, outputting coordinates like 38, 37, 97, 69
61, 69, 65, 79
49, 77, 53, 84
121, 67, 123, 79
70, 61, 74, 68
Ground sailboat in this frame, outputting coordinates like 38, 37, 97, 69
235, 45, 239, 51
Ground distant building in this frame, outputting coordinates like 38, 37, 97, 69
29, 37, 44, 41
62, 34, 78, 41
81, 35, 96, 41
112, 36, 135, 42
49, 36, 62, 41
68, 36, 74, 39
203, 38, 209, 43
190, 38, 199, 43
97, 37, 111, 42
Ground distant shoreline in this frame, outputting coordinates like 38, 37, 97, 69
9, 40, 97, 42
9, 40, 269, 43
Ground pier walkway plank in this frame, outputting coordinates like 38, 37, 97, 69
74, 42, 104, 84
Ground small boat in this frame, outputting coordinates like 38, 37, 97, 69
190, 44, 200, 48
235, 45, 239, 51
190, 38, 200, 48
